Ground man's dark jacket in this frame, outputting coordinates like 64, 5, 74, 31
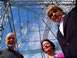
0, 49, 24, 58
57, 7, 77, 57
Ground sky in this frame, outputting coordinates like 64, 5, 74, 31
0, 0, 75, 58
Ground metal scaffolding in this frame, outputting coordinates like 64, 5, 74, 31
0, 0, 75, 58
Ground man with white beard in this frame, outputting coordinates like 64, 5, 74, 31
0, 33, 24, 58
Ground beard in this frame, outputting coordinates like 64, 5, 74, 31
7, 44, 15, 49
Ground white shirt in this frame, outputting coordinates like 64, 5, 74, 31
59, 20, 64, 36
59, 15, 65, 36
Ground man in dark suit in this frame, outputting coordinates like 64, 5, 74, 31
46, 1, 77, 57
63, 2, 77, 57
57, 6, 77, 57
0, 33, 24, 58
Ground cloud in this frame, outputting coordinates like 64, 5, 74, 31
24, 55, 29, 58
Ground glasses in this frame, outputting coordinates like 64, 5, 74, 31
42, 42, 51, 48
49, 9, 57, 17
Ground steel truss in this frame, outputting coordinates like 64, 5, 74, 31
0, 0, 76, 58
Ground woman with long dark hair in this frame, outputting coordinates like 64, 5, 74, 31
41, 39, 64, 58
